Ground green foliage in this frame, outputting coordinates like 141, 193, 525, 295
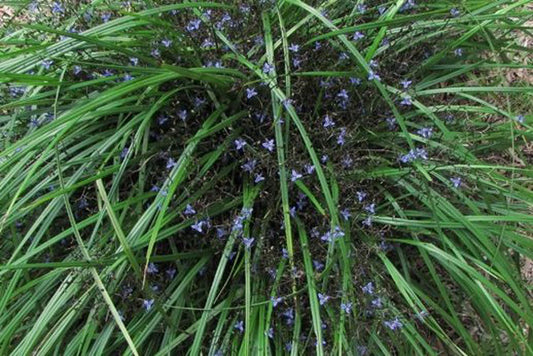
0, 0, 531, 354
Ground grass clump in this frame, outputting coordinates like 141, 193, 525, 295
0, 0, 531, 354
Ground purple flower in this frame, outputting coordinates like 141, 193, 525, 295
323, 114, 335, 128
187, 19, 202, 31
151, 48, 160, 58
341, 302, 352, 314
454, 48, 463, 57
304, 164, 315, 175
51, 2, 64, 14
417, 127, 433, 138
242, 237, 255, 249
130, 57, 139, 66
254, 174, 265, 183
184, 204, 196, 215
516, 115, 525, 123
384, 317, 403, 330
318, 293, 330, 305
191, 220, 204, 233
313, 260, 324, 271
271, 296, 283, 307
350, 77, 362, 86
337, 127, 347, 146
147, 262, 159, 274
41, 59, 54, 70
362, 216, 372, 227
369, 60, 379, 68
166, 157, 176, 169
216, 227, 227, 239
123, 73, 134, 81
73, 65, 82, 75
400, 0, 416, 12
262, 139, 275, 152
367, 70, 381, 81
282, 248, 289, 259
143, 299, 154, 311
267, 328, 274, 339
314, 41, 322, 50
352, 31, 365, 41
234, 320, 244, 333
288, 43, 300, 52
400, 79, 412, 89
241, 159, 257, 173
161, 38, 172, 47
357, 3, 367, 14
282, 308, 294, 324
166, 268, 176, 279
450, 8, 460, 17
364, 203, 375, 214
386, 117, 397, 130
450, 177, 462, 188
234, 138, 247, 150
177, 109, 188, 121
246, 87, 258, 99
101, 12, 111, 22
400, 95, 412, 106
362, 282, 374, 294
263, 62, 275, 75
201, 38, 214, 48
371, 297, 383, 308
290, 170, 302, 182
340, 208, 351, 220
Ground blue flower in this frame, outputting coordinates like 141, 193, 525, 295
147, 262, 158, 274
416, 127, 433, 138
386, 117, 397, 130
318, 293, 330, 305
350, 77, 362, 86
51, 2, 64, 14
282, 248, 289, 259
450, 8, 460, 17
123, 73, 134, 81
166, 157, 176, 169
400, 79, 412, 89
342, 156, 353, 169
323, 115, 335, 128
143, 299, 154, 311
241, 159, 257, 173
130, 57, 139, 66
362, 216, 372, 227
271, 296, 283, 307
41, 59, 54, 70
340, 208, 351, 220
314, 41, 322, 50
151, 48, 161, 58
242, 237, 255, 249
384, 317, 403, 330
352, 31, 364, 41
282, 308, 294, 324
161, 38, 172, 47
290, 170, 302, 182
267, 328, 274, 339
304, 164, 315, 175
263, 62, 275, 75
450, 177, 462, 188
187, 19, 202, 31
288, 43, 300, 52
400, 95, 412, 106
246, 87, 258, 99
73, 65, 82, 75
340, 302, 352, 314
191, 220, 204, 233
367, 70, 381, 81
313, 260, 324, 271
357, 3, 367, 13
101, 12, 111, 22
216, 227, 227, 239
177, 109, 188, 121
371, 297, 383, 308
234, 138, 247, 150
516, 115, 525, 123
262, 139, 275, 152
234, 320, 244, 333
254, 174, 265, 183
184, 204, 196, 215
364, 203, 375, 214
454, 48, 463, 57
166, 268, 176, 279
362, 282, 374, 294
337, 127, 347, 146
